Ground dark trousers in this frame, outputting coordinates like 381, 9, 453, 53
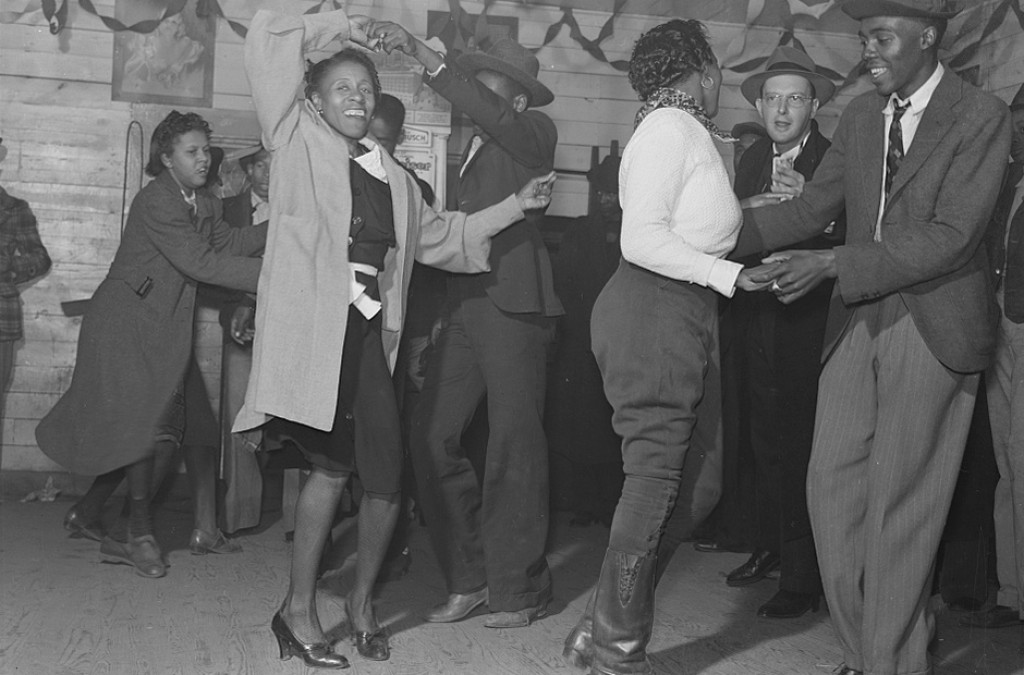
743, 291, 826, 595
411, 293, 554, 612
593, 261, 721, 558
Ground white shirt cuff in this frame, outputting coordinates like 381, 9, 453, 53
707, 259, 744, 298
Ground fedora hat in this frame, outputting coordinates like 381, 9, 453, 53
740, 46, 837, 107
841, 0, 961, 20
457, 39, 554, 107
1011, 82, 1024, 111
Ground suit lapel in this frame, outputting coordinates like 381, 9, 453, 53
885, 72, 960, 211
856, 99, 886, 235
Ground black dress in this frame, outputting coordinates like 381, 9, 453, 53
268, 160, 403, 494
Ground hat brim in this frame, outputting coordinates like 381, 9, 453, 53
740, 69, 838, 107
457, 51, 554, 107
841, 0, 960, 20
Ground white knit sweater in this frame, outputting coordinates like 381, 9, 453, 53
619, 108, 743, 297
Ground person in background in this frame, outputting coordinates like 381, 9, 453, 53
734, 1, 1011, 671
38, 111, 266, 579
0, 136, 52, 439
561, 19, 771, 675
730, 121, 767, 173
547, 155, 623, 529
367, 92, 436, 583
720, 46, 844, 620
215, 145, 272, 538
371, 21, 563, 629
239, 9, 555, 667
961, 81, 1024, 630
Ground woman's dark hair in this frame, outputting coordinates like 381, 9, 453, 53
628, 19, 716, 102
145, 110, 212, 177
304, 48, 382, 102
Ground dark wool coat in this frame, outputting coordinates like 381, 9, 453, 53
36, 169, 266, 475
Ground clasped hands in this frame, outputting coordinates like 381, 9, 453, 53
736, 249, 836, 305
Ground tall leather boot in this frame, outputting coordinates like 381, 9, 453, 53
563, 587, 596, 669
590, 548, 657, 675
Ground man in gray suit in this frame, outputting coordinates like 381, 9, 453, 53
737, 1, 1011, 673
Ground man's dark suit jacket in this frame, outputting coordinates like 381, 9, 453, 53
735, 69, 1011, 373
988, 161, 1024, 322
428, 62, 563, 317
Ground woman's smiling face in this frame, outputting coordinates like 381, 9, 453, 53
311, 60, 377, 149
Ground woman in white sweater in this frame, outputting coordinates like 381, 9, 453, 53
563, 19, 767, 675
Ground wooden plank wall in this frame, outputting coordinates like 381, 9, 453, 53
0, 0, 1019, 478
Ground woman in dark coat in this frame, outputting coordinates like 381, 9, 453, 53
36, 111, 266, 578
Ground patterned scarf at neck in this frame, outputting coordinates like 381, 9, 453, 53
634, 88, 735, 143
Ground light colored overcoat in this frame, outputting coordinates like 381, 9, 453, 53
235, 10, 524, 432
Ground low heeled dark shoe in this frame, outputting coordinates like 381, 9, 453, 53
424, 588, 489, 623
354, 628, 390, 661
726, 549, 780, 587
834, 666, 863, 675
271, 611, 349, 669
100, 534, 166, 578
64, 506, 105, 542
189, 528, 242, 555
757, 589, 821, 619
483, 599, 549, 629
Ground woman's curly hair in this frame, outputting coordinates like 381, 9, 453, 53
304, 48, 382, 103
628, 19, 716, 102
145, 110, 211, 177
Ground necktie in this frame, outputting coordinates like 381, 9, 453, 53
885, 101, 910, 196
1004, 199, 1024, 322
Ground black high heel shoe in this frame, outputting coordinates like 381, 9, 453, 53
353, 628, 390, 661
271, 611, 349, 669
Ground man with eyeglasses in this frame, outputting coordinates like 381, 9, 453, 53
717, 45, 844, 619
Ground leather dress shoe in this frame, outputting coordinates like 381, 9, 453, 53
959, 605, 1023, 629
483, 600, 549, 629
64, 506, 105, 542
271, 611, 349, 669
834, 666, 862, 675
189, 528, 242, 555
100, 534, 166, 578
353, 628, 390, 661
757, 589, 820, 618
726, 549, 780, 587
424, 588, 489, 623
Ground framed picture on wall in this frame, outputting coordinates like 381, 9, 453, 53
111, 0, 215, 107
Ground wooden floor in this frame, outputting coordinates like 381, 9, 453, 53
1, 497, 1021, 675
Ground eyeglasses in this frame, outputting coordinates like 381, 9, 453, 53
761, 94, 815, 108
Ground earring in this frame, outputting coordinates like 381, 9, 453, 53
701, 75, 714, 89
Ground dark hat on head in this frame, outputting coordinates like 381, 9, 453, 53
457, 39, 554, 107
740, 46, 837, 107
841, 0, 960, 20
1011, 82, 1024, 111
587, 155, 621, 193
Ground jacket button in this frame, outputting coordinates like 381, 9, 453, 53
352, 215, 364, 226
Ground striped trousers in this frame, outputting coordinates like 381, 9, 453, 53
808, 293, 977, 675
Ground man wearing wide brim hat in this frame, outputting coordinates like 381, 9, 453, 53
732, 0, 1011, 674
719, 44, 846, 623
740, 45, 836, 108
370, 22, 561, 628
